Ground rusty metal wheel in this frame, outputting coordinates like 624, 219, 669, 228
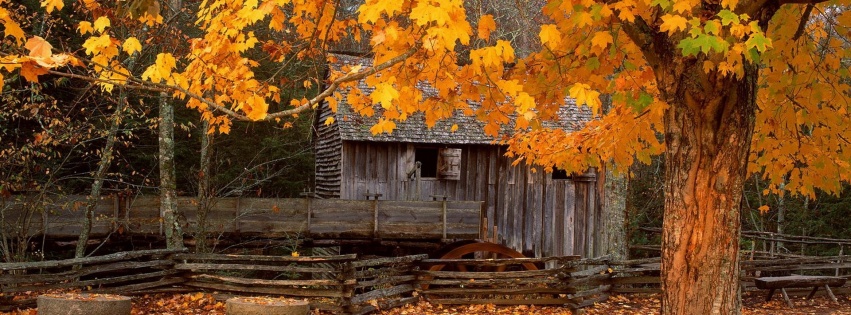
430, 242, 538, 272
421, 242, 538, 291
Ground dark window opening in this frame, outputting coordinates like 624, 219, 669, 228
416, 148, 438, 178
552, 167, 570, 180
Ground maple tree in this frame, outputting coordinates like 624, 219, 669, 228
2, 0, 851, 313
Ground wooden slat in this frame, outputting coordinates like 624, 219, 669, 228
173, 253, 355, 262
426, 298, 574, 305
0, 249, 184, 271
174, 263, 335, 273
184, 281, 346, 298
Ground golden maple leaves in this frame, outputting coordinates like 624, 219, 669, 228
1, 0, 850, 197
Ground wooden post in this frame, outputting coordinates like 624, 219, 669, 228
836, 244, 843, 277
441, 200, 447, 240
363, 190, 382, 239
340, 260, 356, 315
300, 191, 313, 237
373, 199, 379, 239
235, 197, 241, 233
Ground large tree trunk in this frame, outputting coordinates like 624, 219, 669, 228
659, 61, 758, 314
159, 92, 183, 249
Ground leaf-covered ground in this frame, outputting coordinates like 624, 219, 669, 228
1, 292, 849, 314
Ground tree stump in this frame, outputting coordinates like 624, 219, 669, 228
226, 297, 309, 315
37, 293, 131, 315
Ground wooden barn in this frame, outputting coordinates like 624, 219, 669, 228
314, 54, 604, 258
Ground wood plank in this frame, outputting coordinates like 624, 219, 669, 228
354, 275, 416, 289
0, 249, 184, 271
0, 259, 173, 285
486, 147, 497, 235
173, 253, 355, 262
189, 274, 349, 286
184, 281, 346, 297
420, 277, 566, 287
351, 284, 413, 304
532, 168, 543, 257
2, 269, 180, 293
426, 298, 573, 305
173, 263, 336, 273
542, 174, 555, 258
755, 276, 846, 289
418, 269, 557, 279
423, 287, 567, 295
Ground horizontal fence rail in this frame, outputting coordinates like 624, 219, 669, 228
0, 249, 186, 311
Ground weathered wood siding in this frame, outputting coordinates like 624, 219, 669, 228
314, 98, 343, 199
334, 141, 602, 257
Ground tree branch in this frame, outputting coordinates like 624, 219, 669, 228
264, 46, 418, 120
792, 4, 814, 41
46, 46, 417, 123
617, 15, 663, 68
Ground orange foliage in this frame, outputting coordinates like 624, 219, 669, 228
0, 0, 848, 196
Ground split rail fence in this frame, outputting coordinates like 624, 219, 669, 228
0, 250, 608, 314
3, 249, 850, 313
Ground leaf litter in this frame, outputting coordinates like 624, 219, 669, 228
0, 292, 849, 314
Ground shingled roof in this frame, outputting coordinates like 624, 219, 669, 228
327, 54, 593, 145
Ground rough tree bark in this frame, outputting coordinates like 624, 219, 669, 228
658, 61, 757, 314
618, 4, 779, 312
159, 92, 183, 249
75, 94, 125, 258
195, 119, 213, 253
601, 167, 628, 260
159, 0, 185, 250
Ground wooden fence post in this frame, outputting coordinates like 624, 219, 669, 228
340, 260, 356, 315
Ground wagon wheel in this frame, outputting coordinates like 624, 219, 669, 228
431, 242, 539, 272
421, 242, 538, 291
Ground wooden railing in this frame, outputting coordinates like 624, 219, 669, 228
1, 196, 481, 240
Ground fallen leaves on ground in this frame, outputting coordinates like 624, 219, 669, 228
130, 293, 225, 315
1, 292, 850, 314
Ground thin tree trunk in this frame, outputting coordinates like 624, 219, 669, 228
602, 166, 627, 260
75, 95, 125, 258
776, 180, 786, 251
195, 119, 212, 253
659, 61, 758, 314
159, 92, 183, 249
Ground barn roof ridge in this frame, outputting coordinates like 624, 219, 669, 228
324, 54, 593, 145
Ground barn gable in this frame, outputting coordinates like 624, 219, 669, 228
314, 54, 603, 258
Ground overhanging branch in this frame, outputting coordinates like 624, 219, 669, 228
44, 46, 418, 123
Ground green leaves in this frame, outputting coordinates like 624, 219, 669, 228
678, 33, 730, 56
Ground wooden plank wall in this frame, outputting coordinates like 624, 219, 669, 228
337, 141, 602, 258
